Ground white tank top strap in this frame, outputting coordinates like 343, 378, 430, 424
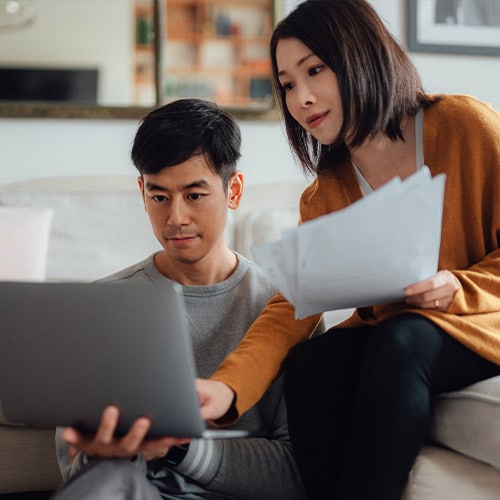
352, 108, 425, 196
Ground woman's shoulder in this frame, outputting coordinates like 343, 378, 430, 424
299, 177, 330, 223
425, 94, 499, 142
299, 164, 361, 223
428, 94, 499, 122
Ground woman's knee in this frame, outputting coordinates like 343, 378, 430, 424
366, 314, 445, 371
285, 327, 374, 398
286, 326, 369, 373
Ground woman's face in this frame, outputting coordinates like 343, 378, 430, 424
276, 37, 343, 145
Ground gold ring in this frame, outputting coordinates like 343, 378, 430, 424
434, 299, 439, 308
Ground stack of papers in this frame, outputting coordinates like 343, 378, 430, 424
253, 167, 446, 319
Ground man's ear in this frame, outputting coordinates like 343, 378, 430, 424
137, 176, 146, 208
227, 171, 244, 210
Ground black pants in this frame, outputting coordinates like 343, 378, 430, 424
284, 313, 500, 500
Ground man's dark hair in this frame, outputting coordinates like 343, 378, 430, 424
131, 98, 241, 188
270, 0, 439, 174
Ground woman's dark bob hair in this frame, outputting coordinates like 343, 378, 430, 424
270, 0, 439, 174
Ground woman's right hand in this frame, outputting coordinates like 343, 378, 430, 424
196, 378, 235, 421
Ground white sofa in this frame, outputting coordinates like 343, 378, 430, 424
0, 175, 499, 498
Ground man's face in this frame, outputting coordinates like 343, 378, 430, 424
138, 155, 242, 267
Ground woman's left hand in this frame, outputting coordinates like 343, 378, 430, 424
404, 270, 459, 312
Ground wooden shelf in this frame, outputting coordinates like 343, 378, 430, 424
167, 34, 269, 44
133, 0, 273, 108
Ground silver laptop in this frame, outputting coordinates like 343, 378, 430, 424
0, 280, 246, 439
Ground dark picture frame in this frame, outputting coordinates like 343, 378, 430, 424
407, 0, 500, 56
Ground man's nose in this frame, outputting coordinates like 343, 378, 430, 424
167, 199, 189, 226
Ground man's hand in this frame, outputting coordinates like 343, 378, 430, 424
61, 405, 189, 462
196, 379, 235, 421
405, 270, 459, 312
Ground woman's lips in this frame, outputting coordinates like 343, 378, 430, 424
307, 111, 328, 128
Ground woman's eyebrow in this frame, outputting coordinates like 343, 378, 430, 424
278, 52, 316, 77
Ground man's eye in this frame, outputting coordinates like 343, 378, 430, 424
152, 195, 167, 202
188, 193, 203, 201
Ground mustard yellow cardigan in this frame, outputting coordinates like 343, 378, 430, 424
213, 95, 500, 417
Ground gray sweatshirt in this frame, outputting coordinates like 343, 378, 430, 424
56, 253, 307, 500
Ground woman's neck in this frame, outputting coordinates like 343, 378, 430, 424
350, 115, 417, 190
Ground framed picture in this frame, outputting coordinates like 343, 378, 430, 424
407, 0, 500, 56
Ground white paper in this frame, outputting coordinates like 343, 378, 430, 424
252, 167, 446, 319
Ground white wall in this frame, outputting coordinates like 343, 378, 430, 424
0, 117, 304, 186
1, 0, 499, 186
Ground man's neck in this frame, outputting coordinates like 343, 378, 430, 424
154, 247, 238, 286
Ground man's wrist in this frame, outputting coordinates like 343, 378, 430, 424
163, 443, 190, 468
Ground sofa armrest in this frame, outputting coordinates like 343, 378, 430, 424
0, 425, 62, 494
430, 375, 500, 470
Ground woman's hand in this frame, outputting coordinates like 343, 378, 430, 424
196, 378, 235, 421
404, 270, 459, 312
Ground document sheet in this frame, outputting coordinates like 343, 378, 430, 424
253, 167, 446, 319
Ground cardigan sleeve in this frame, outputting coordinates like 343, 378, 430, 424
438, 97, 500, 316
448, 247, 500, 315
211, 292, 322, 417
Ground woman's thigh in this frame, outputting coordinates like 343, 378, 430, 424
360, 313, 500, 395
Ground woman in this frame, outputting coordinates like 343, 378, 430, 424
200, 1, 500, 498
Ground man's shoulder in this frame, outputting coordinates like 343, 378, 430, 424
236, 253, 276, 291
96, 255, 156, 284
237, 257, 279, 312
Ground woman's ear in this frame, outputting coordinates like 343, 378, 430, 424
227, 171, 244, 210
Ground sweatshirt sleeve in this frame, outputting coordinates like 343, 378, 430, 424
174, 376, 308, 500
211, 292, 322, 417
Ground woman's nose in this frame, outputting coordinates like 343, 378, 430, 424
294, 81, 314, 107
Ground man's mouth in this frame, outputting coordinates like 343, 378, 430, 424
164, 232, 198, 243
166, 235, 197, 241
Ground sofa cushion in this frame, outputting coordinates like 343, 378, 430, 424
430, 376, 500, 470
231, 180, 307, 260
403, 445, 500, 500
0, 186, 160, 282
234, 206, 299, 261
0, 207, 53, 281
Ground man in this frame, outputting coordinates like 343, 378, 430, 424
54, 99, 307, 500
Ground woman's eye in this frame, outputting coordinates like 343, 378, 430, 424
281, 81, 294, 92
309, 65, 323, 76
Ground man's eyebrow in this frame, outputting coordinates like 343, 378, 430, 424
278, 52, 316, 77
183, 179, 210, 189
144, 179, 210, 191
144, 181, 166, 191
